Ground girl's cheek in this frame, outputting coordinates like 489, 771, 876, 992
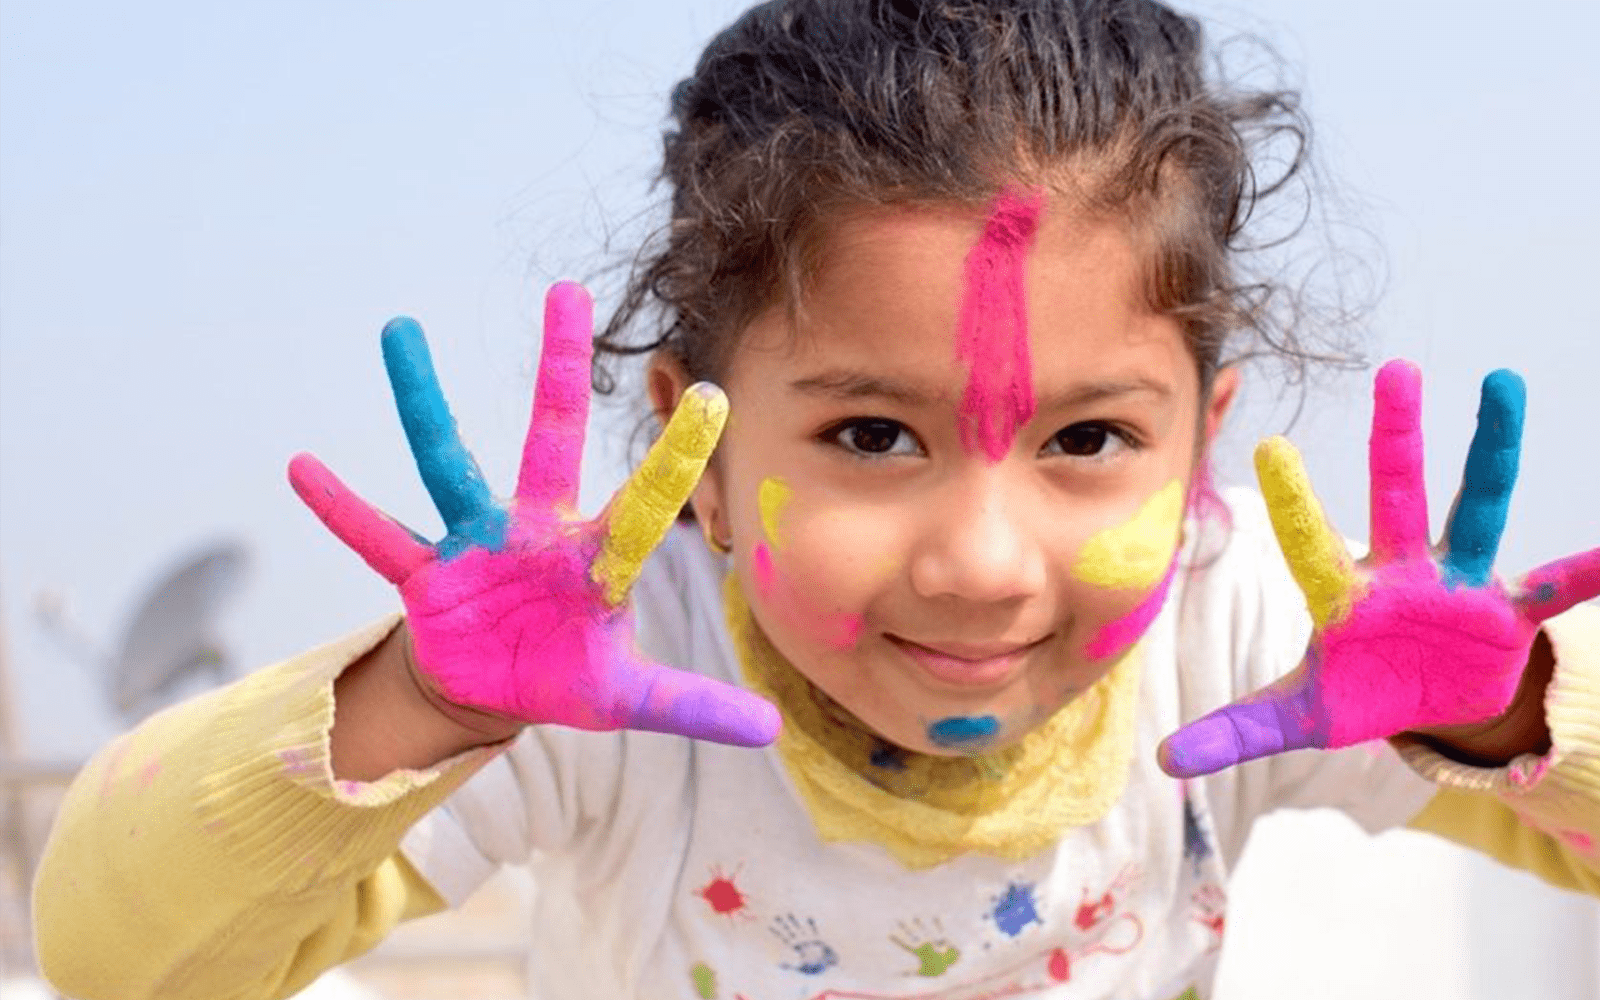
1069, 480, 1184, 589
1069, 480, 1186, 662
748, 477, 868, 651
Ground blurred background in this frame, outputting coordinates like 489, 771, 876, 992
1, 0, 1596, 997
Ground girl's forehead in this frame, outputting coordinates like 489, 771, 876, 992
737, 199, 1196, 394
809, 201, 1146, 317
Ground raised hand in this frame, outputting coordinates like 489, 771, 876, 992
288, 281, 780, 748
1160, 360, 1600, 778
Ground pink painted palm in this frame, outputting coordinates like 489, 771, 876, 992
289, 281, 779, 747
1160, 360, 1600, 777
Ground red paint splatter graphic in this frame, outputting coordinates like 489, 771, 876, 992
697, 865, 749, 917
1047, 948, 1071, 982
1191, 884, 1227, 951
1074, 891, 1114, 932
955, 187, 1044, 463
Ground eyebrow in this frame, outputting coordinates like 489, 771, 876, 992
787, 369, 1173, 409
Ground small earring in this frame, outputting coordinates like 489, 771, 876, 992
702, 520, 732, 555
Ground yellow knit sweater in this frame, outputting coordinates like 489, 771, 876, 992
31, 606, 1600, 1000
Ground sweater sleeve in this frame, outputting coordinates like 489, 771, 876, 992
32, 616, 507, 1000
1397, 602, 1600, 896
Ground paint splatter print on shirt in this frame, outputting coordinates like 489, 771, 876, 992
890, 918, 962, 977
988, 881, 1043, 938
771, 913, 841, 976
698, 864, 752, 920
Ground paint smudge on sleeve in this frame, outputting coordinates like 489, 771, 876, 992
956, 188, 1044, 463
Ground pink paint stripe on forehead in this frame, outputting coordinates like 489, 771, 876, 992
956, 187, 1044, 463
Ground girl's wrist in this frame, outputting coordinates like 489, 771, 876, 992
1406, 630, 1555, 768
395, 626, 526, 746
330, 622, 522, 783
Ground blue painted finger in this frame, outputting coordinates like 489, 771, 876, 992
1443, 370, 1525, 587
381, 317, 508, 552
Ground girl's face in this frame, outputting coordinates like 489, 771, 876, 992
653, 197, 1236, 756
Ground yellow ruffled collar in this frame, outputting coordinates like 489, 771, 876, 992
723, 575, 1142, 870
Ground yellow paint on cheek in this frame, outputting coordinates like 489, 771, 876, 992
759, 477, 793, 549
1071, 479, 1185, 588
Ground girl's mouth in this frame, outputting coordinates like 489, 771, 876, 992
886, 634, 1048, 689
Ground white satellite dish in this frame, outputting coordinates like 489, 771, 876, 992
103, 540, 249, 723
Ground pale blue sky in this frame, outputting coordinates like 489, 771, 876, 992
2, 0, 1597, 761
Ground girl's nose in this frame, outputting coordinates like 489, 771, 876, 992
908, 478, 1048, 604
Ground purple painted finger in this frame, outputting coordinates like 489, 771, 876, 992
1158, 669, 1324, 778
1519, 547, 1600, 623
1368, 359, 1430, 562
288, 452, 432, 584
618, 651, 782, 748
516, 281, 594, 510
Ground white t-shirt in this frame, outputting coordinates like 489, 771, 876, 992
400, 488, 1435, 1000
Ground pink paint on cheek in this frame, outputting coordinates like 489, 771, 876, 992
956, 188, 1044, 463
753, 540, 778, 600
1085, 558, 1179, 661
751, 541, 864, 650
1311, 560, 1536, 747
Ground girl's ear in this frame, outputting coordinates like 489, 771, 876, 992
645, 352, 732, 547
1203, 366, 1241, 444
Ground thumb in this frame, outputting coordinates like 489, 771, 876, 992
1158, 660, 1327, 778
612, 649, 782, 748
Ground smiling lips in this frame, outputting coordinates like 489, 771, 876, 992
888, 634, 1047, 688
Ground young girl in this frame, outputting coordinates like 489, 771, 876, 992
33, 1, 1600, 998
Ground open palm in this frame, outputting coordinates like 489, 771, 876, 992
1161, 360, 1600, 777
289, 281, 779, 747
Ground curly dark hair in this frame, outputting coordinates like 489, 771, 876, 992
592, 0, 1361, 405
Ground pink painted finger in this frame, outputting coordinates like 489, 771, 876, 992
516, 281, 594, 510
1158, 668, 1324, 778
1368, 359, 1430, 562
1518, 547, 1600, 623
615, 650, 782, 748
288, 452, 433, 584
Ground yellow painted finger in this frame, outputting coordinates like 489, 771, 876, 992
592, 383, 728, 605
1255, 436, 1360, 627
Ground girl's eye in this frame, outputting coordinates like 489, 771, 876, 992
1043, 422, 1138, 460
824, 418, 922, 457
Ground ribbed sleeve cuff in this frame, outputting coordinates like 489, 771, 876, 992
1394, 604, 1600, 856
193, 615, 509, 890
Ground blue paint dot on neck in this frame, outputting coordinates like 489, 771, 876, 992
927, 715, 999, 748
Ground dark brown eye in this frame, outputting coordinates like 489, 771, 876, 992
827, 418, 919, 457
1044, 422, 1136, 460
1054, 423, 1110, 456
